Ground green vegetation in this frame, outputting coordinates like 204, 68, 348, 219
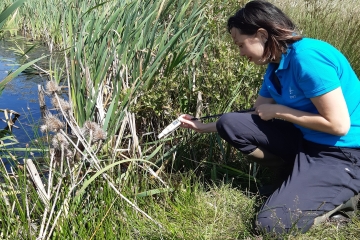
0, 0, 360, 239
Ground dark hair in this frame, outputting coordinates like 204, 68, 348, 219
227, 0, 302, 61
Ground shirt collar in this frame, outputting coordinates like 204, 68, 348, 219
278, 45, 294, 70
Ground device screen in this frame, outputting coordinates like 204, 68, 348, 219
172, 119, 180, 125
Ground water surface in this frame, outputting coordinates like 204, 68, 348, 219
0, 37, 51, 170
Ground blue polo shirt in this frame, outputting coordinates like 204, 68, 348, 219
259, 38, 360, 147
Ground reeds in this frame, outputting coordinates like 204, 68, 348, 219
1, 0, 360, 238
1, 0, 208, 237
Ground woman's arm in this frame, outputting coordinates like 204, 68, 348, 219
178, 114, 217, 133
254, 95, 276, 107
179, 95, 275, 133
256, 87, 350, 136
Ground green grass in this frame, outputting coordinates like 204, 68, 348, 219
1, 0, 360, 239
3, 175, 256, 239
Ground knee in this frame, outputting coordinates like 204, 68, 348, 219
216, 113, 234, 138
216, 113, 257, 153
216, 112, 249, 137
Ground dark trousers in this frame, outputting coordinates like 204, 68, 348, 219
216, 112, 360, 233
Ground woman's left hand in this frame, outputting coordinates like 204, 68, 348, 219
255, 104, 279, 121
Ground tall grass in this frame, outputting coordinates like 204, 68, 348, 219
1, 0, 360, 239
273, 0, 360, 71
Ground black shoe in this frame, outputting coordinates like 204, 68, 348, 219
330, 212, 351, 221
329, 194, 359, 224
329, 212, 351, 225
314, 195, 359, 226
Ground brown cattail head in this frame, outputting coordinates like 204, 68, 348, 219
51, 97, 71, 113
41, 113, 64, 133
51, 132, 69, 149
93, 127, 107, 143
46, 81, 62, 95
81, 121, 98, 136
40, 124, 49, 133
81, 121, 107, 143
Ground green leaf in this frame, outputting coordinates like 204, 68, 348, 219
145, 144, 163, 162
75, 159, 157, 201
136, 188, 173, 198
0, 0, 26, 29
0, 55, 47, 94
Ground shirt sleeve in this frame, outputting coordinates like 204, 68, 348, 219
293, 48, 340, 98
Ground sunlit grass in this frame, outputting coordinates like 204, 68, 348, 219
0, 0, 360, 239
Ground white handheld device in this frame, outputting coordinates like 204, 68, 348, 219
158, 118, 181, 139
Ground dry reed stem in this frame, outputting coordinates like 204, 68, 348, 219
128, 112, 140, 157
42, 173, 65, 239
38, 85, 46, 109
112, 107, 129, 158
96, 82, 106, 125
196, 91, 203, 119
0, 108, 20, 131
25, 174, 31, 237
25, 159, 50, 206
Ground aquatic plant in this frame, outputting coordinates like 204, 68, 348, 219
1, 0, 360, 239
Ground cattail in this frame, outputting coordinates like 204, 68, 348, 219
40, 124, 48, 133
46, 81, 62, 95
51, 97, 71, 113
93, 127, 107, 143
52, 132, 69, 149
66, 149, 74, 158
81, 121, 98, 136
41, 113, 64, 132
81, 121, 107, 143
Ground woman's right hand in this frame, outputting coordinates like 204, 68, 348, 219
178, 114, 217, 133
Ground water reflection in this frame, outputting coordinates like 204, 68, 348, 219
0, 38, 51, 170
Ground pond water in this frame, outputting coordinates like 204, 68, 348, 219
0, 37, 51, 170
